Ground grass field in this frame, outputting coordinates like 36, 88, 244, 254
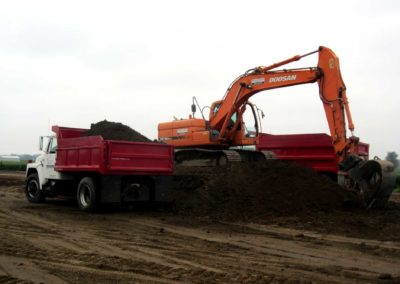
0, 160, 27, 171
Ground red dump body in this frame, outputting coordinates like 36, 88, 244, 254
52, 126, 174, 176
257, 133, 369, 174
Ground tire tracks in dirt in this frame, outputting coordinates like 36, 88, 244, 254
1, 173, 400, 283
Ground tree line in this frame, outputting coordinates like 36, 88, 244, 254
386, 152, 399, 169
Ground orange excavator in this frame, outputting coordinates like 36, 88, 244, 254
158, 46, 396, 208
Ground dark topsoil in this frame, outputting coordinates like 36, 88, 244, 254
75, 120, 400, 240
173, 161, 353, 220
84, 120, 151, 142
172, 161, 400, 240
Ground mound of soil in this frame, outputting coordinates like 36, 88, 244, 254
173, 161, 353, 221
84, 120, 151, 142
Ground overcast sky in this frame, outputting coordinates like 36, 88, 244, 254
1, 0, 399, 158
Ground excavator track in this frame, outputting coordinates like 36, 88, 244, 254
261, 150, 277, 160
219, 150, 241, 165
174, 149, 271, 167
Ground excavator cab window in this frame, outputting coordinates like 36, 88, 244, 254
211, 102, 238, 129
243, 102, 259, 138
228, 112, 238, 129
212, 103, 220, 116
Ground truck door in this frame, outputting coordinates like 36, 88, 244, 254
43, 137, 58, 179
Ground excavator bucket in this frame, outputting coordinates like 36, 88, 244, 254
345, 159, 396, 209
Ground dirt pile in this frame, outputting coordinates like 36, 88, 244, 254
173, 161, 352, 221
84, 120, 151, 142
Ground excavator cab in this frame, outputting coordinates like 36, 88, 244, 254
210, 100, 261, 145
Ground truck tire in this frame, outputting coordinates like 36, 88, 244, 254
77, 177, 98, 212
25, 173, 45, 203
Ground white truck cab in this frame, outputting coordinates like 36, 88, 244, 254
25, 136, 72, 203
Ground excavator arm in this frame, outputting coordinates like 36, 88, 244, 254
210, 46, 356, 162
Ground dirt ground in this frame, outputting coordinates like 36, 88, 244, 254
1, 171, 400, 283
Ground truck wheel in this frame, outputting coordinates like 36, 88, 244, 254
25, 173, 45, 203
77, 177, 98, 212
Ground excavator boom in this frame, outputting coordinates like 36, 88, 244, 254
210, 46, 355, 161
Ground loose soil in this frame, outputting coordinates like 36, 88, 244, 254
84, 120, 151, 142
1, 171, 400, 283
173, 161, 353, 221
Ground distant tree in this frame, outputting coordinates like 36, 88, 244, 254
385, 152, 399, 168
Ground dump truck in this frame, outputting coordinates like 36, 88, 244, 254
25, 125, 174, 211
257, 133, 369, 180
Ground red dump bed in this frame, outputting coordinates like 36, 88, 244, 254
257, 133, 369, 174
52, 126, 173, 175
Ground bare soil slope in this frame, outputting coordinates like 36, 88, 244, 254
173, 161, 353, 221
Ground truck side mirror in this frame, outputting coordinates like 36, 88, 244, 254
39, 136, 44, 151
